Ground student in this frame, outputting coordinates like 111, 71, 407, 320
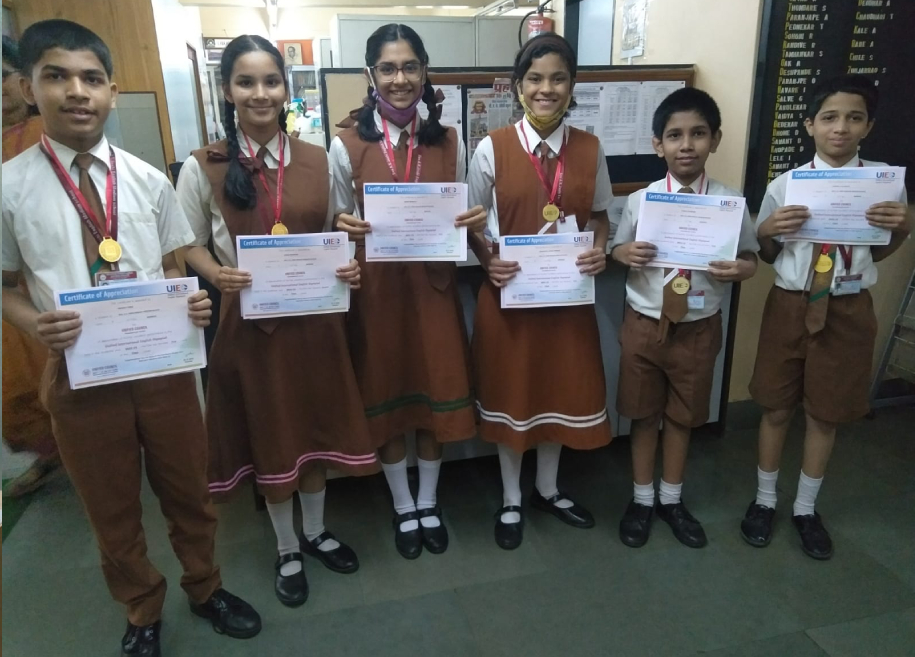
330, 23, 486, 560
467, 33, 612, 550
741, 75, 910, 560
1, 20, 260, 656
177, 35, 377, 607
611, 88, 759, 549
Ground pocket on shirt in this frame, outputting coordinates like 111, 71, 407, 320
118, 211, 166, 278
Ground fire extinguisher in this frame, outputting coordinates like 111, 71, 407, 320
520, 2, 554, 46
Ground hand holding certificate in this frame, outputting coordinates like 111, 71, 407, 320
500, 232, 596, 309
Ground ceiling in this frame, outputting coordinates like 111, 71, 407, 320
177, 0, 508, 8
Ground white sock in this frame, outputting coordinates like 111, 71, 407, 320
266, 498, 302, 576
298, 489, 340, 552
659, 479, 682, 506
535, 442, 573, 509
497, 444, 523, 524
793, 471, 823, 517
416, 457, 442, 528
755, 467, 779, 509
633, 481, 655, 507
382, 458, 418, 531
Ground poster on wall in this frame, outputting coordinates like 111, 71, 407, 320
277, 40, 312, 67
620, 0, 647, 59
465, 87, 523, 160
203, 36, 231, 64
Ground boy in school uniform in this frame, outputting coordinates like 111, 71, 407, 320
741, 74, 910, 560
611, 88, 759, 549
2, 20, 260, 656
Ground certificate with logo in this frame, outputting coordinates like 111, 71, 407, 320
236, 233, 350, 319
500, 232, 596, 309
783, 166, 905, 245
55, 277, 206, 390
635, 192, 745, 270
363, 182, 468, 261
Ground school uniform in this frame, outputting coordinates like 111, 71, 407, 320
612, 175, 759, 427
467, 118, 613, 452
178, 132, 378, 504
1, 137, 221, 627
329, 114, 476, 447
748, 154, 908, 424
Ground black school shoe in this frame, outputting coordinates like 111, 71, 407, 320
121, 620, 161, 657
393, 510, 423, 560
301, 531, 359, 574
531, 491, 595, 528
619, 499, 653, 548
189, 588, 262, 638
655, 501, 708, 548
741, 502, 776, 547
494, 505, 524, 550
418, 505, 449, 554
792, 512, 834, 560
274, 553, 309, 607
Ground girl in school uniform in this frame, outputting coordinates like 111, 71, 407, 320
467, 33, 613, 549
176, 35, 377, 608
330, 23, 486, 560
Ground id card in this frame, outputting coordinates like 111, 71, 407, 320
95, 270, 138, 287
833, 274, 862, 296
557, 214, 579, 234
687, 290, 705, 310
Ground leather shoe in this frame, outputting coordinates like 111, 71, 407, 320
121, 620, 161, 657
619, 498, 653, 548
301, 531, 359, 574
393, 510, 423, 560
655, 501, 708, 548
274, 553, 309, 607
190, 588, 262, 638
418, 505, 449, 554
531, 491, 595, 528
494, 505, 524, 550
741, 502, 775, 547
792, 512, 833, 560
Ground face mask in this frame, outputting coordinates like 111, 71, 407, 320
518, 89, 571, 132
368, 69, 423, 126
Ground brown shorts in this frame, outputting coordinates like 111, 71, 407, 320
617, 306, 722, 428
749, 286, 877, 424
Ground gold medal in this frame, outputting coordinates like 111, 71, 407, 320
814, 253, 833, 274
542, 203, 560, 222
98, 237, 122, 263
271, 222, 289, 236
671, 276, 691, 295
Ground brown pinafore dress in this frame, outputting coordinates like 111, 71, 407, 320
336, 125, 476, 448
193, 137, 378, 503
472, 124, 613, 453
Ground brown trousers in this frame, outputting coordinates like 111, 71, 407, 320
41, 354, 221, 626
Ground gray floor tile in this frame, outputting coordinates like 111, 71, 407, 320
694, 631, 828, 656
806, 607, 915, 657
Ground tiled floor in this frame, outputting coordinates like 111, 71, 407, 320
3, 402, 914, 656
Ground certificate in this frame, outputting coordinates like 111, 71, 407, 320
635, 191, 745, 270
236, 233, 350, 319
500, 232, 595, 309
363, 182, 467, 261
55, 277, 206, 390
783, 166, 905, 245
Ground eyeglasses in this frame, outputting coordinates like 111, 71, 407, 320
371, 61, 424, 82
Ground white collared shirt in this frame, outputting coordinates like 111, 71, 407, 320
329, 110, 467, 216
467, 117, 613, 240
2, 135, 195, 313
611, 175, 759, 321
758, 153, 908, 292
177, 130, 334, 269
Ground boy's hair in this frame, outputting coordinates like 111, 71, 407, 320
19, 19, 113, 78
805, 74, 878, 120
652, 87, 721, 139
2, 35, 23, 70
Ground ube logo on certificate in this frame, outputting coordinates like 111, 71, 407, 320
500, 232, 596, 309
363, 182, 468, 262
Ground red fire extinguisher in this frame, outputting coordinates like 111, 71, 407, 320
527, 13, 554, 40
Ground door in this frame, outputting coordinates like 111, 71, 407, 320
186, 44, 210, 145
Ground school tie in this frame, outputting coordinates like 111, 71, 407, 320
804, 242, 835, 335
659, 186, 694, 340
73, 153, 110, 280
396, 129, 409, 151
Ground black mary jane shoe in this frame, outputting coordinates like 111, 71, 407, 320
655, 501, 708, 548
301, 531, 360, 574
273, 553, 309, 607
531, 490, 596, 529
190, 587, 262, 638
741, 502, 776, 548
494, 505, 524, 550
393, 510, 423, 560
121, 620, 161, 657
619, 498, 654, 548
792, 512, 833, 560
418, 505, 449, 554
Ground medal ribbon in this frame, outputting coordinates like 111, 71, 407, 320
810, 159, 862, 273
242, 131, 285, 234
379, 114, 422, 183
519, 123, 566, 217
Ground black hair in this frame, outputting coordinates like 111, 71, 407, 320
805, 74, 878, 120
511, 32, 578, 112
652, 87, 722, 139
220, 35, 289, 211
18, 19, 113, 79
2, 35, 22, 70
357, 23, 447, 147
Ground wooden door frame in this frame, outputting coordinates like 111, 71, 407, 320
186, 43, 209, 145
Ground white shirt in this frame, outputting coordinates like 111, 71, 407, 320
758, 153, 909, 292
2, 135, 195, 314
177, 130, 334, 269
329, 110, 467, 216
611, 174, 759, 321
467, 117, 613, 240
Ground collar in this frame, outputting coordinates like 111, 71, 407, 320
46, 134, 110, 171
812, 152, 860, 169
373, 110, 417, 148
667, 170, 707, 193
519, 116, 566, 156
238, 128, 289, 166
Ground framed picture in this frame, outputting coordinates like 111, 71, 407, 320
277, 40, 309, 67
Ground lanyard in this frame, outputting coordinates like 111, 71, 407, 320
519, 122, 566, 214
379, 115, 422, 183
39, 134, 118, 244
666, 172, 705, 276
242, 131, 285, 234
811, 158, 862, 271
